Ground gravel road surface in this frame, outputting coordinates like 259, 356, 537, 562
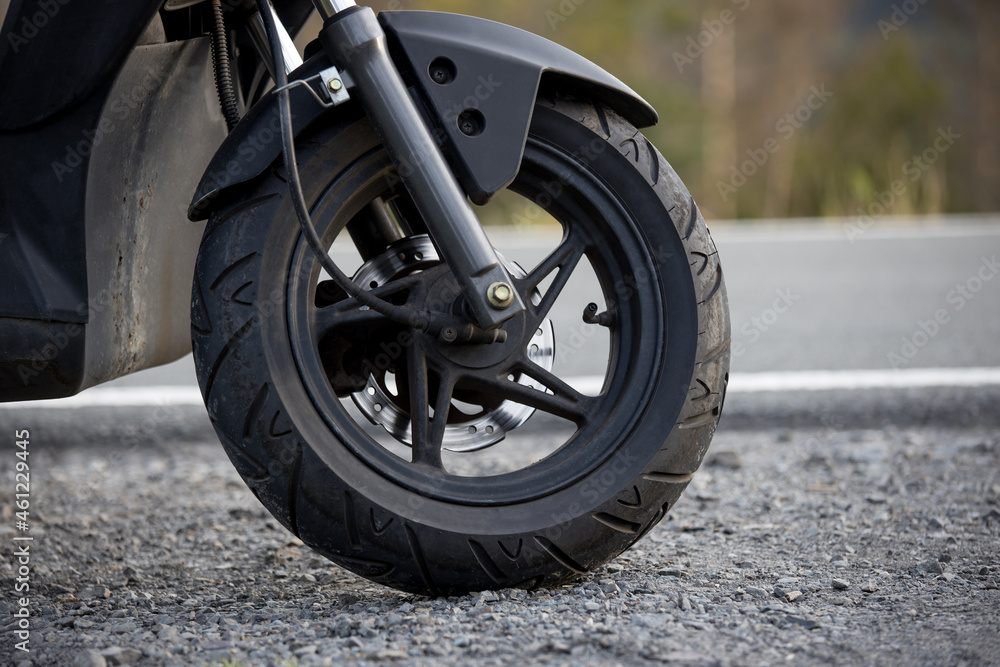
2, 392, 999, 667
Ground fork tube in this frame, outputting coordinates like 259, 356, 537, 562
247, 6, 304, 78
314, 5, 525, 330
312, 0, 358, 21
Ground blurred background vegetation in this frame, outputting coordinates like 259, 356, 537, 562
364, 0, 998, 221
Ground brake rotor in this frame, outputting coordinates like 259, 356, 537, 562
349, 235, 555, 452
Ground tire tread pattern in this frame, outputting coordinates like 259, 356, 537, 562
191, 95, 730, 595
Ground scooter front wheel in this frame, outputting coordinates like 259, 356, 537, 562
191, 96, 730, 595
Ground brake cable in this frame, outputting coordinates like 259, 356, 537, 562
255, 2, 505, 345
209, 0, 241, 131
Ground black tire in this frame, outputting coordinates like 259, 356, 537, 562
191, 95, 730, 595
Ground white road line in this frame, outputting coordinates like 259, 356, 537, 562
709, 220, 1000, 244
4, 368, 999, 409
435, 218, 1000, 249
571, 368, 1000, 396
2, 387, 206, 409
726, 368, 1000, 392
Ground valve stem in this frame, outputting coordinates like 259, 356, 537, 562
583, 303, 615, 328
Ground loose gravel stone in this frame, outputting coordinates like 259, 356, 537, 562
100, 647, 143, 665
786, 616, 821, 631
72, 650, 106, 667
1, 427, 998, 666
920, 559, 945, 575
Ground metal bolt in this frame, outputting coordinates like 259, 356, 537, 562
457, 110, 484, 137
328, 78, 344, 93
487, 282, 515, 310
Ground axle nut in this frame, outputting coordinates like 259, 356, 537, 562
487, 282, 515, 310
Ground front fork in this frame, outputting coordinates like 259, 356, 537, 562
289, 0, 525, 330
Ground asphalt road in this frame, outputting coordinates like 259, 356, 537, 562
91, 213, 1000, 390
716, 215, 1000, 373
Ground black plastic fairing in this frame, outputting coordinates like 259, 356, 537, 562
188, 10, 657, 218
188, 52, 338, 220
0, 0, 162, 130
378, 11, 658, 204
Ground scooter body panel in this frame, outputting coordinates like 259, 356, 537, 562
0, 37, 227, 401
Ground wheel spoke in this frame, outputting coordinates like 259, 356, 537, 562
314, 305, 388, 338
406, 338, 432, 465
406, 338, 451, 469
427, 371, 456, 462
518, 231, 587, 327
460, 366, 594, 426
514, 358, 594, 410
313, 273, 426, 337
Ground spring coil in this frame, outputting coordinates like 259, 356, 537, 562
210, 0, 241, 131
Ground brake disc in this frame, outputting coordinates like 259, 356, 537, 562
349, 235, 555, 452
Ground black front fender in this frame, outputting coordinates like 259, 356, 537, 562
189, 10, 657, 219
